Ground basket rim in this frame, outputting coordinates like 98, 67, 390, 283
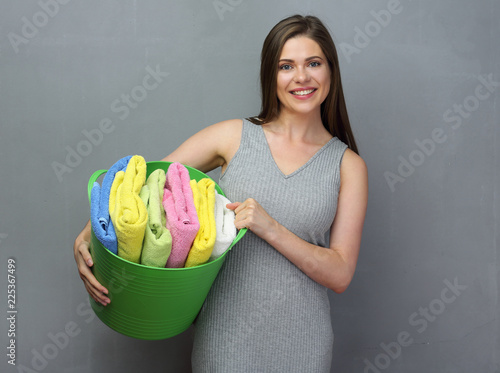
88, 160, 247, 270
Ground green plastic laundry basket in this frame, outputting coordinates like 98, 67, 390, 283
87, 161, 246, 340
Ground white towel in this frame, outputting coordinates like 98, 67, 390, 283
210, 191, 237, 261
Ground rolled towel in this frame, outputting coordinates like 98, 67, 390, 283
184, 178, 216, 268
109, 155, 148, 264
163, 163, 199, 268
139, 169, 172, 268
210, 191, 237, 261
90, 155, 132, 254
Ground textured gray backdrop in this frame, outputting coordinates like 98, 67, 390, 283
1, 0, 498, 372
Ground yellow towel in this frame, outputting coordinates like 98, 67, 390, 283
109, 155, 148, 264
184, 178, 216, 268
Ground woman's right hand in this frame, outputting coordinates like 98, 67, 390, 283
74, 221, 110, 306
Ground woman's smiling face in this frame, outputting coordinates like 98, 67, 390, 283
276, 36, 331, 117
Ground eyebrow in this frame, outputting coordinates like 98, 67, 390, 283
279, 56, 324, 63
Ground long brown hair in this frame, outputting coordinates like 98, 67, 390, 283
248, 15, 359, 154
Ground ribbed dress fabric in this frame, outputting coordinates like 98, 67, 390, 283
191, 119, 348, 372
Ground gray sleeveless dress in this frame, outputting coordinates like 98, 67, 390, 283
191, 119, 348, 372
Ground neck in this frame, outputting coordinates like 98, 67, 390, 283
270, 108, 327, 141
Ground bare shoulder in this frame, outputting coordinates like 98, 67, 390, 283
340, 148, 368, 187
200, 118, 243, 169
215, 118, 243, 128
162, 118, 243, 172
209, 118, 243, 152
183, 118, 243, 155
207, 118, 243, 140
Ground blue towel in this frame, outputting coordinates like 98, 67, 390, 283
90, 155, 133, 254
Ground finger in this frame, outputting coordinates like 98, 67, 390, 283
238, 198, 259, 213
80, 268, 110, 304
233, 210, 251, 228
76, 242, 109, 294
77, 241, 94, 267
76, 246, 109, 295
79, 262, 109, 295
233, 219, 247, 230
84, 281, 110, 306
226, 202, 241, 211
235, 217, 252, 230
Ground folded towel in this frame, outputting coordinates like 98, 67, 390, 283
90, 155, 132, 254
139, 169, 172, 268
210, 191, 237, 261
109, 155, 148, 264
184, 178, 216, 268
163, 163, 199, 268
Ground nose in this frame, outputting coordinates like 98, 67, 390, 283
293, 66, 310, 83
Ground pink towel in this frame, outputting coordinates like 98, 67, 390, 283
162, 163, 200, 268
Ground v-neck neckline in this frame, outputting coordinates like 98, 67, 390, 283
259, 125, 336, 179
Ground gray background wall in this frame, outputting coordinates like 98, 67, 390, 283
0, 0, 498, 372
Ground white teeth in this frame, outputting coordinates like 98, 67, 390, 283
291, 89, 315, 96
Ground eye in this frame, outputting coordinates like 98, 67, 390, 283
279, 64, 293, 71
309, 61, 321, 67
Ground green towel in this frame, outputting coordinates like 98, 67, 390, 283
139, 169, 172, 268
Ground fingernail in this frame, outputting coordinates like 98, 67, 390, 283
87, 259, 93, 266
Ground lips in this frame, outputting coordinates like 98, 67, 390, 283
290, 88, 317, 96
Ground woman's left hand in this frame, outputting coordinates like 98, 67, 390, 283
226, 198, 278, 240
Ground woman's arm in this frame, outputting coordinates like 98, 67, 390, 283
228, 148, 368, 293
161, 119, 242, 173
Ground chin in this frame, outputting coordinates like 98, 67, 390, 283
284, 105, 321, 116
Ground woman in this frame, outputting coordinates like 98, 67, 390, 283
74, 15, 368, 372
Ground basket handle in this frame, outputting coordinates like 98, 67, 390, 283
227, 227, 247, 251
87, 169, 108, 204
